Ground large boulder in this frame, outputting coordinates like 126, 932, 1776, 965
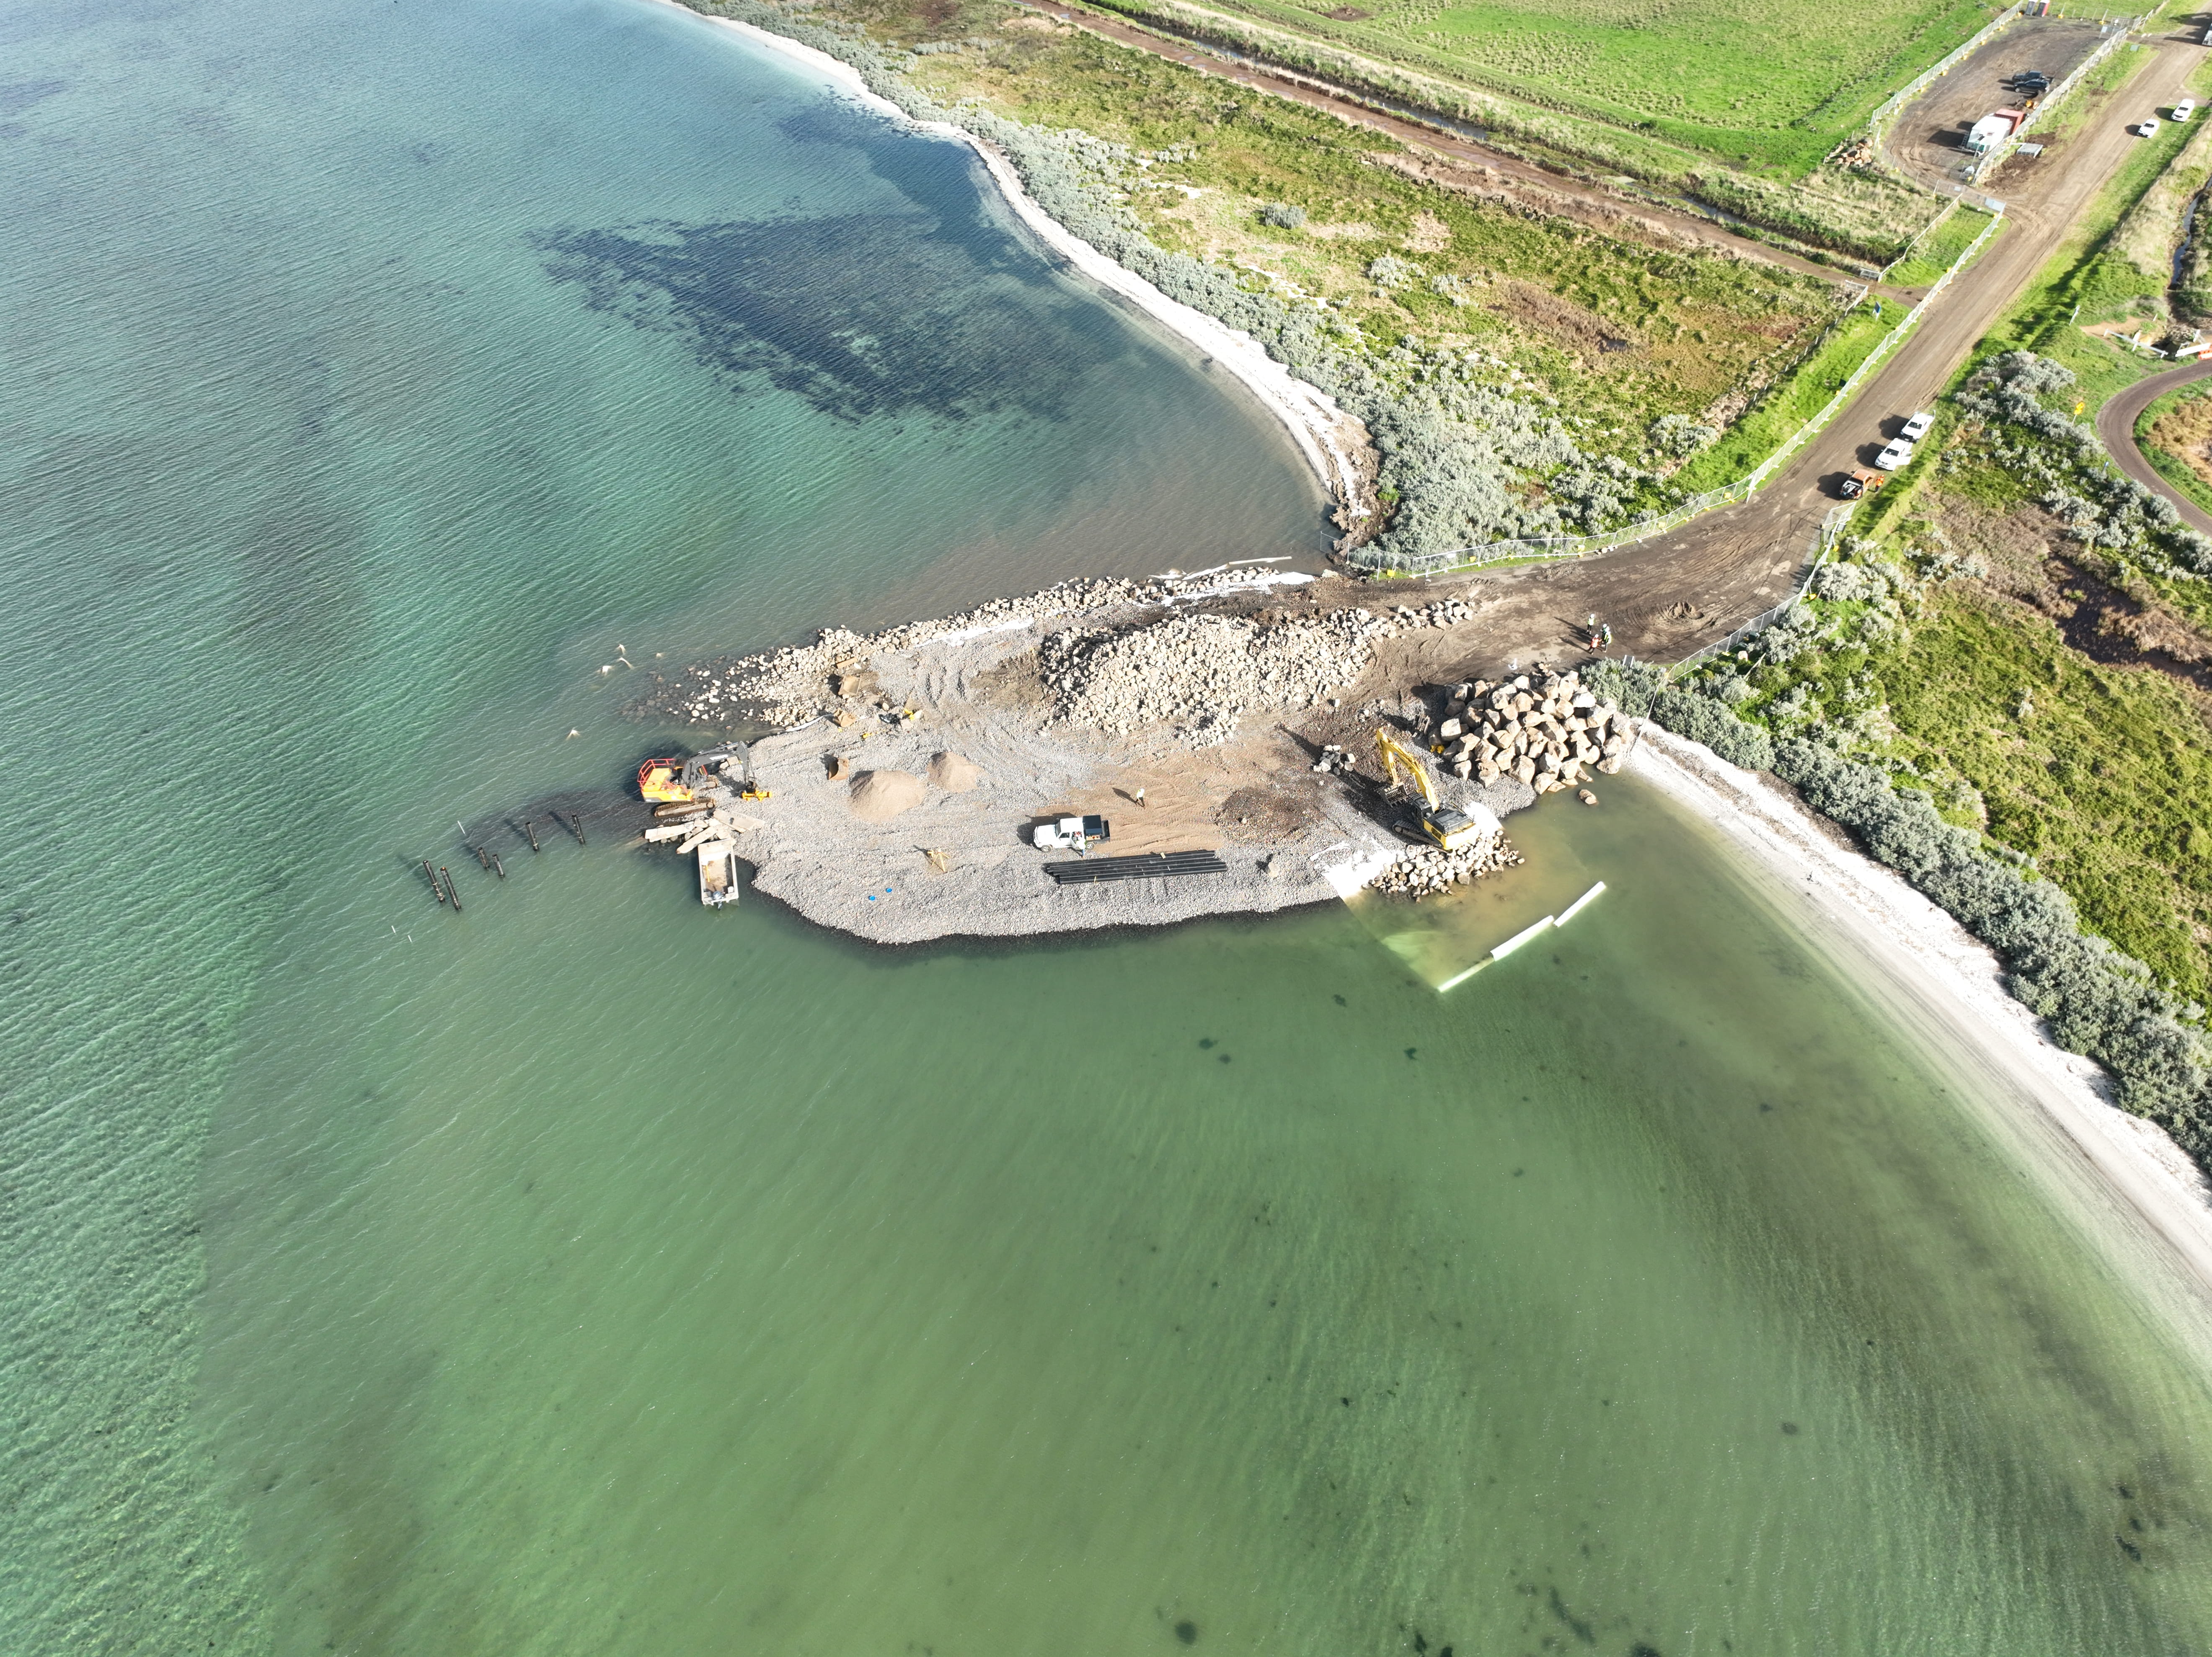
848, 769, 925, 822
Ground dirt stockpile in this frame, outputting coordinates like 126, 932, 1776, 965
848, 769, 925, 821
927, 751, 983, 791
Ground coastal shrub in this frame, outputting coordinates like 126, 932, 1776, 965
1583, 656, 1665, 715
1650, 686, 1774, 771
1811, 561, 1883, 603
1956, 351, 2211, 583
1365, 255, 1419, 289
1773, 738, 2212, 1155
1649, 413, 1718, 457
1429, 272, 1468, 305
1989, 350, 2075, 397
1258, 201, 1306, 229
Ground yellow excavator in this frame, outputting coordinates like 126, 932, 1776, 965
638, 741, 770, 805
1375, 728, 1488, 852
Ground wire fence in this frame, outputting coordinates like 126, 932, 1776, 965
1354, 209, 2003, 579
1862, 1, 2029, 147
1966, 17, 2140, 183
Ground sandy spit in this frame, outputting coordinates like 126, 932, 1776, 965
1628, 726, 2212, 1319
651, 0, 1372, 514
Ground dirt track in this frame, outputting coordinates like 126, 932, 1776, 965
1409, 32, 2204, 675
2097, 355, 2212, 534
1010, 0, 1881, 289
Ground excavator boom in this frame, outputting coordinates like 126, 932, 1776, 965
1373, 726, 1492, 853
1374, 728, 1440, 810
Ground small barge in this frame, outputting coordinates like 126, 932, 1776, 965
697, 838, 739, 907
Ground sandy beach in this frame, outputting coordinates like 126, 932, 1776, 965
1628, 727, 2212, 1320
657, 0, 1374, 516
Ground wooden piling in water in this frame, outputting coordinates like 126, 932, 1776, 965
473, 844, 492, 872
440, 868, 462, 912
491, 852, 505, 879
568, 813, 587, 847
523, 818, 541, 853
424, 860, 445, 904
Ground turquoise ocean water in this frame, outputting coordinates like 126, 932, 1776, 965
4, 0, 2212, 1652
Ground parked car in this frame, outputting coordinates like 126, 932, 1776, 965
1901, 410, 1936, 442
2176, 99, 2196, 122
2140, 116, 2163, 138
2014, 70, 2051, 94
1874, 437, 1916, 471
1838, 468, 1887, 500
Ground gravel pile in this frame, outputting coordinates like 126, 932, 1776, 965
1432, 668, 1631, 794
1039, 608, 1391, 744
1367, 836, 1523, 899
627, 568, 1315, 730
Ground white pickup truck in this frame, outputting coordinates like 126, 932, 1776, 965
1032, 814, 1111, 852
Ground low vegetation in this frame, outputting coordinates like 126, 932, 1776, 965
1884, 204, 1998, 290
690, 0, 1888, 563
1078, 0, 1954, 256
1103, 0, 1993, 171
1609, 351, 2212, 1175
2140, 382, 2212, 516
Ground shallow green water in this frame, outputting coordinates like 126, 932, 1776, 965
5, 0, 2212, 1653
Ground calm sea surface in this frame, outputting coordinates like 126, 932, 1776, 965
4, 0, 2210, 1652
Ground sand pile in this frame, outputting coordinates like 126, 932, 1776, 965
928, 751, 983, 791
848, 769, 925, 822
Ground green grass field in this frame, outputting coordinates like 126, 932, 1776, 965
1886, 205, 2000, 288
1102, 0, 1997, 173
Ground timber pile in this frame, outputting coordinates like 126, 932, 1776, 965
1433, 668, 1629, 794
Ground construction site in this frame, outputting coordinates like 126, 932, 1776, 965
607, 566, 1632, 945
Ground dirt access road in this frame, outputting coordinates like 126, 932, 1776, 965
2099, 355, 2212, 533
1413, 31, 2208, 674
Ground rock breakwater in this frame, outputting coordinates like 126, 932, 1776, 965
625, 568, 1472, 740
1432, 667, 1630, 794
1366, 835, 1525, 899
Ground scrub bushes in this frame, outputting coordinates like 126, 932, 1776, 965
1622, 665, 2212, 1166
1775, 739, 2212, 1154
1959, 353, 2212, 578
1649, 687, 1775, 772
679, 0, 1667, 564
